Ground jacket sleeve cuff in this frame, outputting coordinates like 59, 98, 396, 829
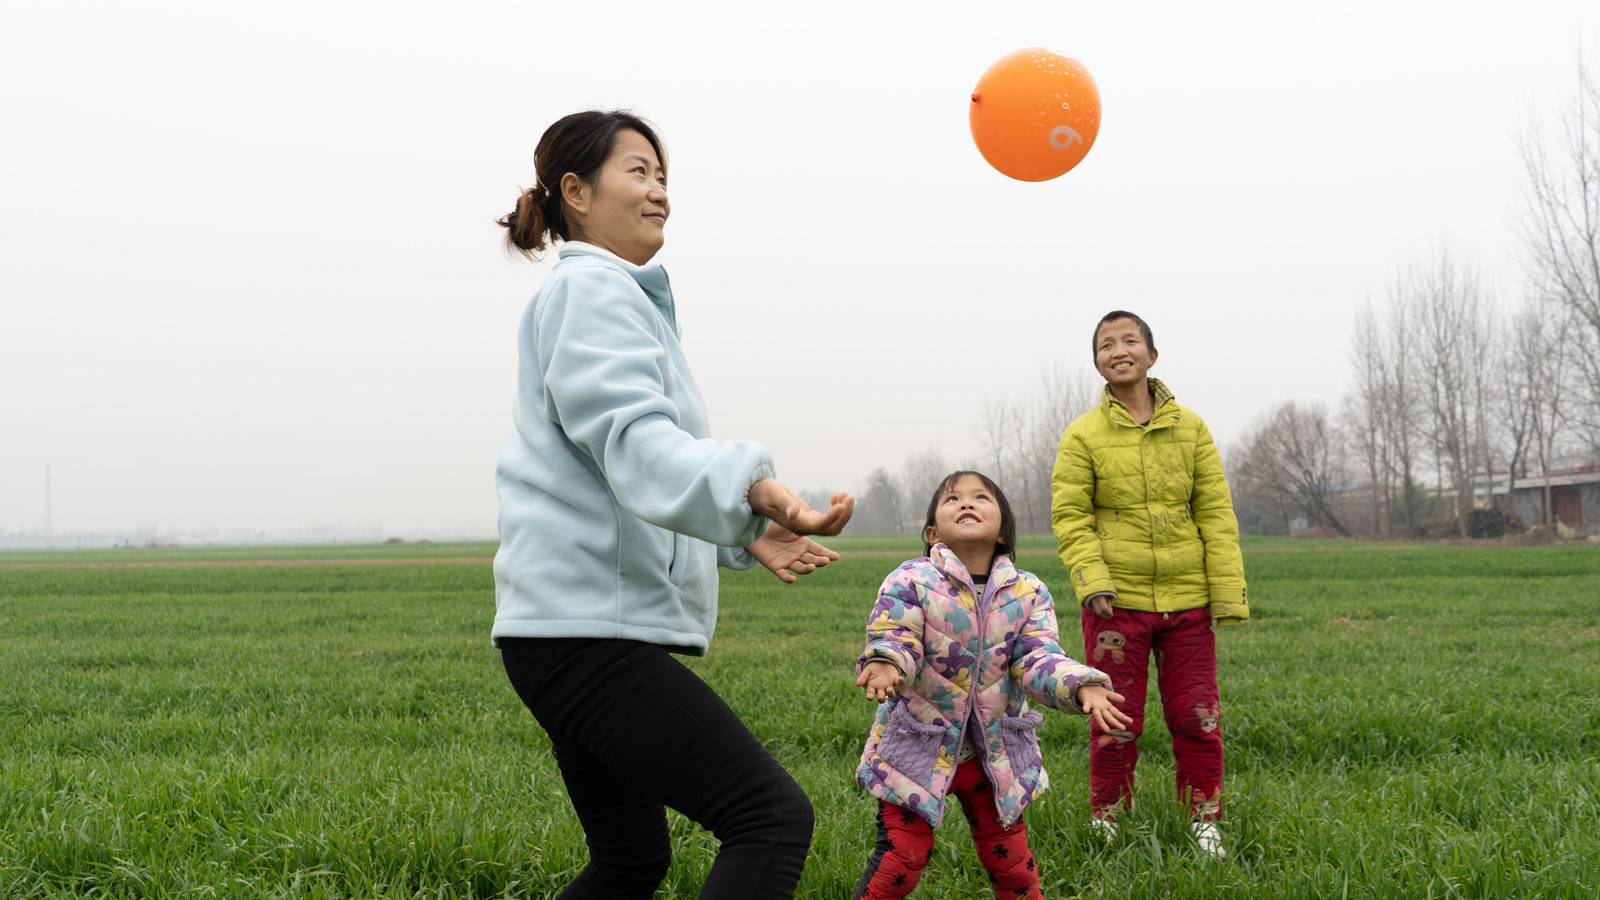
857, 645, 910, 677
740, 464, 777, 542
747, 464, 776, 493
1208, 582, 1249, 623
1069, 561, 1117, 604
1083, 591, 1116, 609
1061, 670, 1114, 713
718, 546, 758, 570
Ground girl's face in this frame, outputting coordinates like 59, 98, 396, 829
1094, 317, 1158, 387
562, 128, 670, 265
924, 474, 1003, 556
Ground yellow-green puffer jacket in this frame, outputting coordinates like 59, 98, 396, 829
1050, 379, 1249, 625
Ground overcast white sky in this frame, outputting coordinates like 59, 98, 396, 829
2, 1, 1595, 537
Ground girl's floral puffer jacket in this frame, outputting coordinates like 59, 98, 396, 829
855, 544, 1112, 827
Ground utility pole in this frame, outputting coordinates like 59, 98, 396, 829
44, 465, 53, 541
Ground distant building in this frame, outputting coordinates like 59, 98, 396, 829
1486, 462, 1600, 533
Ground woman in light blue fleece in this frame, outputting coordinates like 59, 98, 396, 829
492, 110, 854, 900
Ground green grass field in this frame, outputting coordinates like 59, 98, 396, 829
1, 537, 1597, 898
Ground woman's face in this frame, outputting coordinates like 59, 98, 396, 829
563, 128, 669, 265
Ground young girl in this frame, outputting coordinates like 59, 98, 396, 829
852, 471, 1131, 900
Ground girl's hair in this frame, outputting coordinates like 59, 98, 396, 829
1092, 309, 1156, 353
922, 470, 1017, 561
497, 110, 667, 260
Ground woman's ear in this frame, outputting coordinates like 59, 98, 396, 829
1148, 347, 1159, 367
560, 172, 590, 218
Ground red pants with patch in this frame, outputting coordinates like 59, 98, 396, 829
1083, 606, 1223, 821
854, 759, 1041, 900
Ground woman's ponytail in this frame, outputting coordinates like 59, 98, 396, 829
498, 183, 560, 259
497, 110, 666, 262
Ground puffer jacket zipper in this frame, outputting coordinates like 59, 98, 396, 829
964, 562, 1016, 808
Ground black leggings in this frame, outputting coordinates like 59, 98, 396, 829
500, 637, 814, 900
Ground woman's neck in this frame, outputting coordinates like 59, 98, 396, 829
1110, 378, 1154, 424
563, 239, 629, 264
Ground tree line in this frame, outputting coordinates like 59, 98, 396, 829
1233, 59, 1600, 538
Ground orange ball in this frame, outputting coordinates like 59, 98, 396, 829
969, 48, 1102, 182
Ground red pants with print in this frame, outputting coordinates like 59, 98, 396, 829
854, 759, 1041, 900
1083, 606, 1223, 821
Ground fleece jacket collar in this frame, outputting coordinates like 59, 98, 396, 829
559, 243, 676, 324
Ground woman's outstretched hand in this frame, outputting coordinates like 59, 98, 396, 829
748, 480, 854, 536
747, 522, 841, 584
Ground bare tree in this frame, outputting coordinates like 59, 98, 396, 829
856, 467, 904, 534
1037, 360, 1101, 427
1474, 310, 1501, 511
1383, 278, 1427, 533
1343, 279, 1430, 535
1225, 440, 1294, 536
1521, 53, 1600, 453
1411, 249, 1494, 536
976, 399, 1016, 492
979, 387, 1056, 531
1019, 362, 1099, 533
1233, 401, 1354, 537
1344, 302, 1395, 534
1510, 302, 1575, 523
974, 394, 1048, 530
975, 363, 1100, 533
899, 446, 949, 528
1498, 301, 1542, 488
1566, 324, 1600, 452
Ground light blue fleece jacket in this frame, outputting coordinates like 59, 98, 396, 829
491, 245, 774, 654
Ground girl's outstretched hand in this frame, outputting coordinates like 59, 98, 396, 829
748, 480, 855, 536
747, 522, 841, 584
1076, 683, 1133, 733
856, 660, 904, 703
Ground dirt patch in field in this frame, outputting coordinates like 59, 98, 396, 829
0, 557, 494, 570
1329, 615, 1398, 630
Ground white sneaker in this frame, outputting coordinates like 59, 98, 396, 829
1190, 821, 1227, 858
1089, 817, 1117, 842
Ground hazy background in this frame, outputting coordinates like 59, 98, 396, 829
3, 0, 1595, 540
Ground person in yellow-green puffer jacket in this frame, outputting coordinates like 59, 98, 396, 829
1050, 310, 1248, 859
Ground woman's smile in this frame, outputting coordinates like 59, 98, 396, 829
566, 128, 670, 265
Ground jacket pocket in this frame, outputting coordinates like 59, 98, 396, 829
878, 702, 945, 784
1000, 710, 1045, 773
667, 532, 689, 586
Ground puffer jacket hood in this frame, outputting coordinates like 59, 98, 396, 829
855, 545, 1111, 827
